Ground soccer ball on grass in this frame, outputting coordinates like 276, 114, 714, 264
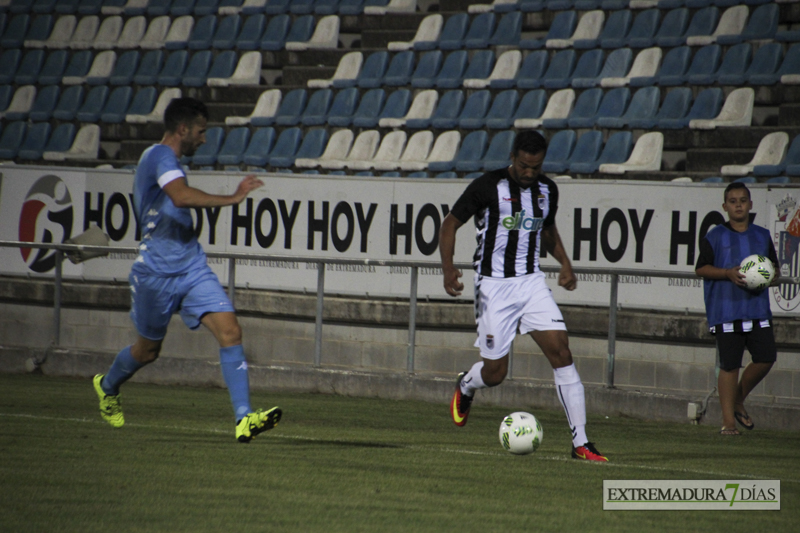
739, 254, 775, 291
499, 411, 543, 455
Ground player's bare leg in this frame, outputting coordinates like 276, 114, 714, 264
732, 361, 773, 430
718, 368, 741, 434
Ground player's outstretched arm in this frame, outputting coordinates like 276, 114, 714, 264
163, 174, 264, 208
542, 224, 577, 291
439, 213, 465, 297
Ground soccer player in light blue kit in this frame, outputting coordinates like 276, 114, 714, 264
93, 97, 281, 443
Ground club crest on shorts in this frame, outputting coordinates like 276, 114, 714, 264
538, 194, 547, 210
486, 334, 494, 350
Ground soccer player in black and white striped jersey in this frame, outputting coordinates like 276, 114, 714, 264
439, 130, 608, 462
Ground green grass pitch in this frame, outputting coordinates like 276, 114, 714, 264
0, 374, 796, 533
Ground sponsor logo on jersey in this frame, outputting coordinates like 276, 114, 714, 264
501, 209, 544, 232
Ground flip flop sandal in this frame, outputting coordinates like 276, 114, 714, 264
720, 427, 740, 436
734, 411, 754, 430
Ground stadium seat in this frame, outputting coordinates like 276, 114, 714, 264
92, 15, 122, 49
653, 8, 690, 47
260, 17, 292, 52
240, 127, 276, 167
630, 86, 690, 129
382, 89, 437, 128
488, 11, 521, 47
121, 0, 149, 16
425, 90, 465, 129
216, 127, 250, 166
126, 87, 180, 124
170, 0, 196, 16
157, 50, 189, 86
282, 14, 315, 50
309, 50, 362, 89
41, 15, 76, 48
574, 48, 630, 88
560, 49, 604, 90
591, 87, 631, 127
327, 87, 360, 127
68, 15, 99, 49
32, 0, 59, 14
409, 50, 443, 89
407, 131, 460, 172
541, 50, 577, 90
717, 3, 777, 45
650, 46, 691, 86
314, 0, 340, 15
140, 16, 170, 49
464, 12, 496, 49
189, 127, 224, 166
453, 131, 489, 172
123, 86, 157, 122
456, 90, 492, 129
560, 87, 602, 129
208, 50, 260, 87
395, 131, 434, 171
515, 50, 548, 89
14, 50, 45, 86
43, 123, 100, 161
338, 0, 365, 15
351, 131, 406, 171
509, 89, 546, 126
99, 86, 132, 123
753, 135, 800, 177
557, 130, 603, 173
324, 130, 380, 170
484, 90, 520, 129
438, 13, 469, 49
109, 50, 139, 86
83, 50, 116, 85
658, 87, 720, 129
225, 89, 279, 126
300, 89, 333, 126
99, 0, 125, 14
273, 88, 308, 127
685, 45, 722, 85
274, 127, 325, 168
164, 15, 193, 50
542, 130, 578, 173
721, 132, 790, 177
356, 51, 389, 88
598, 86, 659, 128
375, 89, 411, 127
59, 50, 91, 85
287, 14, 338, 51
383, 51, 416, 87
290, 0, 314, 16
131, 49, 164, 86
351, 88, 386, 128
406, 171, 428, 178
22, 13, 53, 48
626, 9, 660, 48
600, 131, 663, 174
52, 85, 84, 121
263, 0, 290, 14
263, 128, 303, 169
678, 6, 719, 46
571, 131, 632, 174
36, 50, 68, 85
597, 9, 632, 49
389, 13, 442, 51
744, 42, 783, 86
0, 86, 11, 114
482, 130, 516, 171
465, 50, 521, 89
779, 44, 800, 85
236, 14, 266, 50
520, 0, 545, 11
550, 10, 604, 49
187, 14, 216, 50
713, 43, 751, 86
146, 0, 172, 16
364, 0, 411, 16
0, 121, 26, 159
75, 85, 108, 122
27, 85, 59, 122
687, 5, 746, 46
434, 50, 469, 89
180, 52, 212, 85
1, 85, 35, 120
516, 88, 574, 129
1, 13, 29, 48
521, 11, 575, 49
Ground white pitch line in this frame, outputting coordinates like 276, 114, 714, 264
2, 412, 798, 484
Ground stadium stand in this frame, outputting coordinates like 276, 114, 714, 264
721, 132, 790, 176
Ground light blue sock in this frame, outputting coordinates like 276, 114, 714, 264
220, 345, 251, 422
102, 346, 144, 395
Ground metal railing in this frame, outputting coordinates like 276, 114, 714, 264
1, 240, 796, 388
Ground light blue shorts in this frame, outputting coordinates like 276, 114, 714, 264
129, 264, 234, 340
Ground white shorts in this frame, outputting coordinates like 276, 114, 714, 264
473, 272, 566, 359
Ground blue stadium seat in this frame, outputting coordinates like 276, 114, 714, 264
578, 87, 629, 128
61, 51, 93, 84
274, 88, 308, 127
601, 0, 629, 9
560, 87, 602, 129
205, 50, 237, 81
511, 89, 547, 124
571, 131, 632, 174
290, 0, 314, 14
462, 49, 495, 83
338, 0, 365, 15
0, 85, 13, 113
124, 0, 150, 15
383, 51, 415, 87
489, 11, 521, 47
76, 85, 109, 122
652, 46, 691, 86
33, 0, 58, 14
542, 130, 577, 173
170, 0, 196, 17
425, 90, 465, 129
300, 89, 333, 126
17, 122, 51, 160
547, 0, 574, 11
14, 50, 45, 85
55, 0, 80, 14
327, 87, 359, 127
37, 50, 68, 86
772, 44, 800, 85
264, 0, 290, 15
213, 15, 242, 49
0, 121, 26, 159
274, 128, 327, 168
181, 50, 212, 87
453, 131, 489, 172
626, 9, 660, 48
520, 0, 545, 12
406, 171, 428, 178
566, 49, 603, 89
188, 15, 216, 50
766, 176, 791, 183
264, 127, 302, 168
701, 176, 723, 183
597, 10, 632, 49
516, 50, 548, 89
52, 85, 84, 121
285, 15, 315, 47
630, 86, 691, 129
157, 50, 188, 86
147, 0, 172, 16
351, 88, 386, 128
109, 50, 139, 86
99, 86, 132, 123
125, 87, 157, 119
465, 12, 496, 49
435, 171, 458, 178
715, 43, 752, 86
685, 45, 722, 85
216, 127, 250, 166
24, 14, 54, 44
375, 88, 411, 126
746, 43, 784, 86
654, 8, 689, 48
0, 50, 21, 85
541, 49, 576, 90
357, 51, 389, 89
434, 50, 468, 89
754, 135, 800, 177
191, 127, 224, 166
315, 0, 340, 15
598, 86, 659, 129
133, 50, 164, 85
242, 127, 276, 167
28, 85, 60, 122
1, 14, 29, 48
482, 130, 516, 171
457, 90, 492, 129
194, 0, 220, 17
260, 14, 291, 51
484, 90, 520, 130
574, 48, 631, 88
237, 14, 266, 50
717, 3, 778, 46
438, 13, 469, 50
563, 130, 603, 174
521, 11, 575, 49
410, 50, 443, 89
659, 87, 722, 129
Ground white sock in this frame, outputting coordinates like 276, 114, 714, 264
553, 364, 588, 448
460, 361, 486, 397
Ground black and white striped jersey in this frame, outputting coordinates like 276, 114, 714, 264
450, 168, 558, 278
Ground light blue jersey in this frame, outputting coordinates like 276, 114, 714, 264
132, 144, 206, 276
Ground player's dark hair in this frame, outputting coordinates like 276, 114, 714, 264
513, 130, 548, 157
724, 182, 751, 201
163, 97, 208, 133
